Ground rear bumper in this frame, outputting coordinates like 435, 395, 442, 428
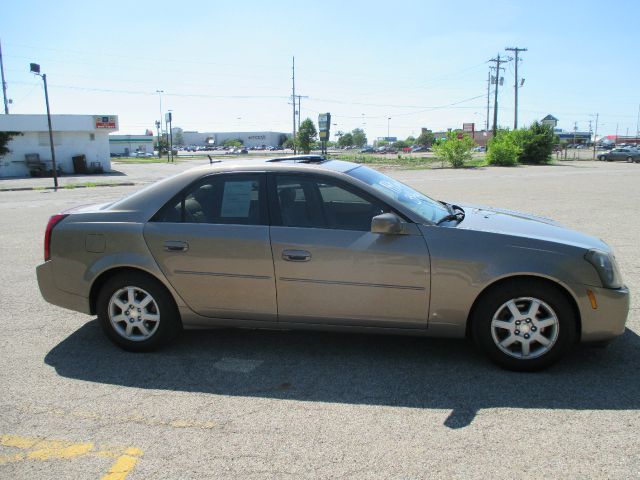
36, 261, 91, 315
572, 283, 630, 342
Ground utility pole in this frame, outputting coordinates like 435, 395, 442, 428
505, 47, 527, 129
488, 54, 509, 137
291, 56, 296, 154
592, 113, 599, 160
168, 111, 174, 163
295, 94, 309, 130
0, 39, 9, 114
636, 104, 639, 143
486, 68, 493, 132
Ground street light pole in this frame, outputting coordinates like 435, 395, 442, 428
30, 63, 58, 190
387, 117, 391, 140
155, 120, 161, 158
156, 89, 163, 157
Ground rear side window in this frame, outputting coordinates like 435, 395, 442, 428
153, 174, 266, 225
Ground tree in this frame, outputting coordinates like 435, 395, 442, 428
518, 121, 557, 164
393, 140, 410, 149
0, 131, 22, 158
351, 128, 367, 147
223, 138, 243, 148
338, 132, 353, 147
487, 129, 521, 166
432, 131, 474, 168
486, 122, 558, 167
375, 139, 389, 147
296, 118, 317, 154
415, 130, 435, 147
406, 135, 416, 144
172, 127, 184, 146
283, 137, 295, 149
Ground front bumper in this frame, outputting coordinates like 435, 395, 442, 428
571, 283, 630, 342
36, 261, 91, 315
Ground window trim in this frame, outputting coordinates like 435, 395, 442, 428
150, 171, 268, 226
267, 172, 406, 231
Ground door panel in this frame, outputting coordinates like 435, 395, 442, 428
144, 223, 277, 320
271, 226, 430, 328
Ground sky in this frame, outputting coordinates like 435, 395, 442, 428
1, 0, 639, 142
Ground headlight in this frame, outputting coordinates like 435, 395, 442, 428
585, 249, 623, 289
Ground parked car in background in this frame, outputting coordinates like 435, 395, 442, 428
597, 148, 640, 162
411, 146, 430, 153
360, 147, 374, 153
37, 156, 629, 371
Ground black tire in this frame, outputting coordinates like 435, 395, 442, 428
627, 156, 633, 163
471, 280, 577, 371
97, 271, 182, 351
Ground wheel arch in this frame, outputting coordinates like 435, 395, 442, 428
465, 274, 582, 340
89, 266, 178, 316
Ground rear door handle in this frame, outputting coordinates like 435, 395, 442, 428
164, 240, 189, 252
282, 249, 311, 262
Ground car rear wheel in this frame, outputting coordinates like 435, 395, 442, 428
97, 272, 181, 351
472, 280, 577, 371
627, 156, 633, 162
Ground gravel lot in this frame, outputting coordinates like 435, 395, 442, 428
0, 159, 638, 479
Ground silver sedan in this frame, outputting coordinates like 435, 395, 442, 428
37, 156, 629, 371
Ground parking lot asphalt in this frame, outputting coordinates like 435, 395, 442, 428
0, 160, 638, 479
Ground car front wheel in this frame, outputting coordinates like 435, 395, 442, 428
472, 280, 577, 371
97, 272, 182, 351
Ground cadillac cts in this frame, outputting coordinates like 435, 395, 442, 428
37, 156, 630, 371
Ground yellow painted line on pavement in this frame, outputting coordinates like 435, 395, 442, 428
100, 450, 142, 480
0, 434, 143, 479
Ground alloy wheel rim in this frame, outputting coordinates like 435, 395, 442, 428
490, 297, 559, 359
108, 286, 160, 341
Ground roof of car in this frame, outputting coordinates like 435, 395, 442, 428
187, 156, 359, 175
108, 156, 363, 215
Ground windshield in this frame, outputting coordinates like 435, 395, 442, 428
347, 166, 449, 223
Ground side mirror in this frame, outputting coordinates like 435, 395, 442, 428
371, 213, 402, 234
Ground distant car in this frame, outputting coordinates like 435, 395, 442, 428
411, 146, 430, 153
472, 146, 486, 153
36, 155, 629, 371
360, 147, 375, 153
597, 148, 640, 162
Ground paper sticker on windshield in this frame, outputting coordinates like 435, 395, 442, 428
221, 181, 254, 217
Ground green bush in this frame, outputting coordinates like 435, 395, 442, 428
432, 131, 474, 168
518, 121, 557, 164
487, 122, 557, 166
487, 130, 521, 166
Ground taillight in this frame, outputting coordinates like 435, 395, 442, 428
44, 214, 68, 261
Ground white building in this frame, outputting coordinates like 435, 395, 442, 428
109, 134, 155, 156
0, 114, 117, 178
181, 131, 288, 148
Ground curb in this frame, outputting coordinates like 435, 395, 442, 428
0, 182, 137, 192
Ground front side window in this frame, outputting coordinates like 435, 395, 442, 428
274, 175, 385, 231
153, 174, 265, 225
346, 165, 448, 223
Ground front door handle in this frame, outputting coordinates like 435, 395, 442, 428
282, 249, 311, 262
164, 240, 189, 252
